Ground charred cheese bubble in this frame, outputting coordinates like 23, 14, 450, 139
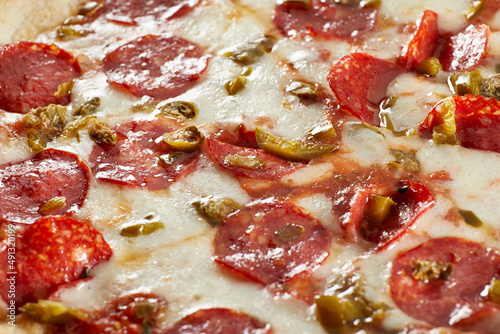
225, 153, 265, 169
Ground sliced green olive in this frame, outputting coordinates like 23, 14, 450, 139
61, 116, 97, 140
20, 300, 86, 325
412, 260, 453, 281
448, 71, 483, 96
131, 96, 157, 113
255, 127, 338, 162
253, 35, 277, 52
391, 150, 420, 173
54, 81, 74, 98
162, 126, 204, 152
465, 0, 485, 21
89, 121, 117, 145
225, 153, 265, 169
134, 302, 156, 320
120, 222, 165, 237
224, 44, 265, 65
280, 0, 311, 10
432, 98, 459, 145
379, 113, 409, 137
416, 57, 442, 77
365, 195, 395, 225
276, 224, 305, 242
78, 1, 104, 16
225, 76, 247, 95
306, 121, 337, 140
458, 210, 483, 228
157, 101, 198, 120
39, 197, 67, 215
480, 74, 500, 101
286, 80, 318, 102
74, 97, 101, 116
489, 280, 500, 303
193, 196, 242, 226
333, 0, 380, 7
380, 96, 398, 110
57, 26, 89, 39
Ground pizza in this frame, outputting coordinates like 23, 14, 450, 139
1, 0, 500, 333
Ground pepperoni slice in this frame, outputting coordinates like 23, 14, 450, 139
390, 237, 500, 332
356, 181, 435, 248
0, 42, 80, 114
398, 10, 439, 70
163, 308, 272, 334
89, 117, 199, 190
273, 0, 378, 40
439, 24, 490, 72
0, 149, 90, 225
103, 35, 209, 100
419, 95, 500, 154
60, 293, 168, 333
0, 216, 112, 307
213, 201, 331, 285
98, 0, 200, 25
327, 53, 405, 125
206, 136, 302, 180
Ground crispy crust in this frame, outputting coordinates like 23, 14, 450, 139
0, 0, 84, 44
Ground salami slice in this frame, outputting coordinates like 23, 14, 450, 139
273, 0, 378, 40
99, 0, 200, 25
163, 308, 272, 334
0, 42, 80, 114
206, 136, 302, 180
398, 10, 439, 70
89, 117, 199, 190
439, 24, 490, 72
103, 35, 209, 100
419, 95, 500, 154
0, 216, 112, 308
213, 201, 331, 285
60, 293, 168, 333
390, 237, 500, 333
327, 53, 405, 125
0, 149, 90, 225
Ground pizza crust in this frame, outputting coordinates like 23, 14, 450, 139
0, 0, 83, 44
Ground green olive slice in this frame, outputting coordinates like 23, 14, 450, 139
74, 97, 101, 116
39, 197, 67, 215
193, 196, 242, 226
412, 260, 453, 281
225, 76, 247, 95
89, 121, 117, 145
120, 222, 165, 237
161, 126, 204, 152
465, 0, 485, 21
157, 101, 198, 120
255, 127, 337, 161
365, 195, 395, 225
20, 300, 86, 325
432, 98, 459, 145
458, 210, 483, 227
489, 279, 500, 303
448, 71, 482, 96
306, 121, 337, 140
416, 57, 442, 77
286, 80, 318, 102
53, 81, 74, 98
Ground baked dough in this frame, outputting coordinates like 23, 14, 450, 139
0, 0, 83, 44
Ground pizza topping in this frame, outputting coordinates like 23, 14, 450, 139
23, 104, 70, 149
207, 136, 302, 179
399, 10, 439, 71
0, 216, 112, 307
255, 127, 337, 162
416, 57, 442, 77
157, 101, 198, 120
88, 121, 118, 145
419, 95, 500, 153
465, 0, 486, 21
489, 280, 500, 303
163, 308, 272, 334
120, 221, 165, 237
20, 300, 86, 325
0, 42, 80, 114
479, 74, 500, 101
390, 237, 500, 329
412, 260, 453, 281
38, 196, 68, 216
448, 71, 482, 96
458, 210, 483, 228
161, 125, 204, 152
286, 80, 318, 102
357, 181, 435, 246
0, 149, 90, 224
390, 150, 420, 173
225, 75, 248, 95
273, 0, 378, 40
193, 196, 243, 227
213, 201, 331, 285
103, 35, 209, 100
53, 81, 74, 99
306, 121, 337, 141
439, 24, 490, 72
89, 118, 199, 190
74, 97, 101, 116
327, 53, 405, 125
